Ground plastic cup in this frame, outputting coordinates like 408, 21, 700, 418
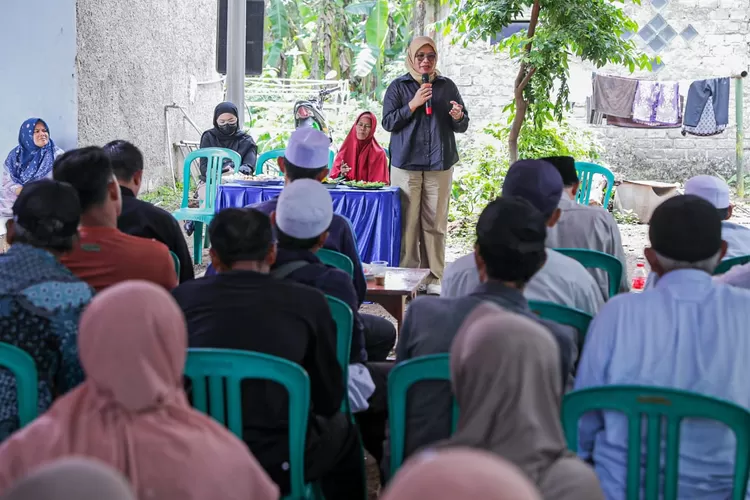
371, 261, 388, 285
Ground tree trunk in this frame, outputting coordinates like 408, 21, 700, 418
412, 0, 426, 37
507, 0, 541, 163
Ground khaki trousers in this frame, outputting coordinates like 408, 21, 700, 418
391, 167, 453, 283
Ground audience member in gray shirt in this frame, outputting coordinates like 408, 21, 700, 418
385, 165, 578, 479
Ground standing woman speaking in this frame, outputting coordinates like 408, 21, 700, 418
382, 36, 469, 295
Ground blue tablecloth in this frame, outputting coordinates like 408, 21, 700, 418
217, 183, 402, 266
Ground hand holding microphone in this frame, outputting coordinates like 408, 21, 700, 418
408, 75, 433, 113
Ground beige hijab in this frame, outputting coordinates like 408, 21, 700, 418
406, 36, 440, 82
444, 302, 604, 500
381, 447, 541, 500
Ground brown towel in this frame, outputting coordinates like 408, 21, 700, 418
591, 74, 638, 119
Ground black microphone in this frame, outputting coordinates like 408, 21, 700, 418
422, 73, 432, 116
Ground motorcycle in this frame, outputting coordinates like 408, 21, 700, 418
293, 86, 340, 140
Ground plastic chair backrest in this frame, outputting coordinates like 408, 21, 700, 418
0, 342, 38, 426
575, 161, 615, 207
554, 248, 623, 298
318, 249, 354, 278
184, 348, 311, 499
169, 251, 180, 278
715, 255, 750, 275
180, 148, 241, 210
325, 295, 353, 413
527, 300, 593, 350
388, 354, 458, 476
255, 149, 286, 175
562, 385, 750, 500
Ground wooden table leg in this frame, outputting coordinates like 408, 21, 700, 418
372, 295, 407, 333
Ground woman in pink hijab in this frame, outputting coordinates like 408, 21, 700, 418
380, 447, 541, 500
0, 281, 278, 500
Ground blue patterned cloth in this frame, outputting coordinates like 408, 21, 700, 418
0, 244, 93, 441
3, 118, 57, 185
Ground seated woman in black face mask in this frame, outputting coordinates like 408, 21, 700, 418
198, 102, 258, 185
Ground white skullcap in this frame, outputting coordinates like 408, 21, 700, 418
276, 179, 334, 239
684, 175, 730, 209
285, 128, 331, 169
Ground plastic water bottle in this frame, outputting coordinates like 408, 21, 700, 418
631, 262, 648, 292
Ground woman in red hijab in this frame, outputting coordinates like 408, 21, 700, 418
331, 111, 389, 183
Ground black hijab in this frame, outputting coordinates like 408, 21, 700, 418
200, 102, 257, 164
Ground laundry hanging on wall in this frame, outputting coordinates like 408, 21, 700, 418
682, 78, 730, 137
590, 73, 682, 129
590, 72, 732, 136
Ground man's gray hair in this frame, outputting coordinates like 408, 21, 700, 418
653, 249, 722, 274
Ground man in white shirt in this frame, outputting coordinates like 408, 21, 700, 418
685, 175, 750, 258
543, 156, 629, 299
649, 175, 750, 290
442, 159, 604, 316
575, 194, 750, 499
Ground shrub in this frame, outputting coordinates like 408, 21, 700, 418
449, 118, 602, 240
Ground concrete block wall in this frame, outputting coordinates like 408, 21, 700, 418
76, 0, 223, 189
435, 0, 750, 182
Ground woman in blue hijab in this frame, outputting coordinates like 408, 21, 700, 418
1, 118, 64, 218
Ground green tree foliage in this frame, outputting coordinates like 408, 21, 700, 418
265, 0, 414, 98
438, 0, 652, 162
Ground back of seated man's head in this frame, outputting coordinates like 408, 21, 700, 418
209, 208, 276, 273
272, 179, 333, 251
53, 146, 121, 218
541, 156, 578, 199
6, 179, 81, 254
684, 175, 733, 221
502, 159, 564, 227
646, 194, 727, 277
474, 196, 548, 288
278, 128, 331, 182
103, 140, 144, 196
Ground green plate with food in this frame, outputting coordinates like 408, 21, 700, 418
345, 181, 387, 190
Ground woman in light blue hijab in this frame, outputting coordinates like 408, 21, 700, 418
1, 118, 64, 218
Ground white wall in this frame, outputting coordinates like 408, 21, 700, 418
0, 0, 78, 156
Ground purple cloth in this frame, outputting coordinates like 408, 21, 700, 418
632, 81, 681, 126
216, 183, 402, 267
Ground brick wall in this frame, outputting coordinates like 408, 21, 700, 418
435, 0, 750, 182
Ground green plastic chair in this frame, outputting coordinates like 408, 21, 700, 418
554, 248, 623, 298
0, 342, 38, 427
169, 251, 180, 279
715, 255, 750, 275
184, 348, 315, 499
255, 148, 285, 176
318, 249, 354, 278
173, 148, 241, 265
562, 386, 750, 500
575, 161, 615, 207
325, 295, 353, 413
388, 354, 459, 477
528, 300, 593, 351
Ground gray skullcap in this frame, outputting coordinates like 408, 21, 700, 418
276, 178, 334, 239
649, 194, 722, 262
284, 128, 331, 168
502, 159, 563, 216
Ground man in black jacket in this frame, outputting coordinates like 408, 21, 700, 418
382, 37, 469, 296
173, 208, 364, 499
103, 140, 194, 283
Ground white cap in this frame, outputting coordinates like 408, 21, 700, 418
276, 179, 334, 239
285, 128, 330, 169
684, 175, 730, 209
